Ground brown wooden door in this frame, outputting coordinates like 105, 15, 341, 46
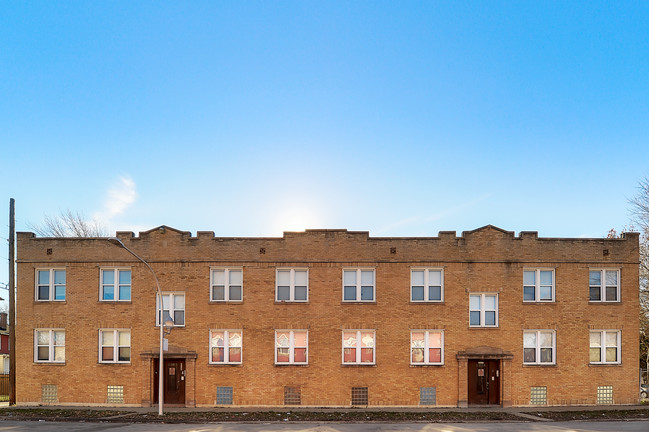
153, 359, 186, 405
468, 360, 500, 405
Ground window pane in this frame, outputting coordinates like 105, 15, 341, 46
174, 295, 185, 309
590, 332, 601, 347
589, 287, 601, 301
469, 295, 480, 310
361, 332, 374, 347
606, 332, 618, 346
119, 285, 131, 300
429, 270, 442, 285
37, 346, 49, 361
38, 270, 50, 285
102, 346, 114, 361
540, 348, 552, 363
523, 286, 535, 301
276, 332, 290, 347
276, 347, 290, 362
360, 347, 373, 362
294, 348, 307, 362
470, 311, 481, 326
212, 270, 225, 285
412, 347, 424, 363
429, 332, 441, 347
294, 286, 307, 300
103, 286, 114, 300
54, 270, 66, 284
213, 347, 225, 362
343, 347, 356, 362
162, 295, 170, 309
102, 331, 115, 346
38, 286, 49, 300
229, 347, 241, 362
605, 271, 617, 286
229, 286, 242, 301
412, 271, 424, 285
294, 270, 307, 286
523, 332, 536, 348
102, 270, 114, 284
589, 271, 601, 286
590, 347, 601, 362
119, 271, 131, 284
540, 332, 553, 347
484, 296, 496, 310
38, 331, 50, 345
54, 286, 65, 300
53, 331, 65, 346
524, 348, 536, 363
118, 331, 130, 346
539, 286, 552, 300
360, 286, 373, 301
54, 347, 65, 361
411, 332, 425, 348
277, 286, 290, 300
277, 270, 290, 285
523, 271, 535, 285
540, 271, 552, 285
411, 286, 424, 301
429, 348, 441, 363
429, 286, 442, 301
118, 347, 130, 361
361, 270, 373, 285
294, 331, 307, 346
229, 270, 242, 285
343, 270, 356, 285
174, 310, 184, 325
344, 286, 356, 301
605, 347, 617, 362
212, 286, 225, 301
212, 332, 224, 347
485, 311, 496, 326
605, 287, 617, 301
343, 333, 357, 347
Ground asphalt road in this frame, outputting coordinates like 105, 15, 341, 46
0, 421, 647, 432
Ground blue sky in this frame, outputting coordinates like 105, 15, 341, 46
1, 1, 649, 299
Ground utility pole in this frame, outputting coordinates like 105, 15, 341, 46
9, 198, 15, 405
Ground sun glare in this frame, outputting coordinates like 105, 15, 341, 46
272, 207, 322, 234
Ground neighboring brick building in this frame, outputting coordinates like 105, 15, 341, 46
15, 225, 640, 407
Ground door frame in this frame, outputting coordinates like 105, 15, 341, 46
456, 347, 514, 408
153, 358, 186, 405
467, 359, 500, 405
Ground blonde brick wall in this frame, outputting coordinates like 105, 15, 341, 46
15, 225, 640, 407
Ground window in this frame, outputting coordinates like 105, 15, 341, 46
597, 385, 614, 404
100, 269, 131, 301
590, 330, 620, 364
99, 329, 131, 363
342, 330, 375, 364
351, 387, 368, 405
275, 330, 308, 364
343, 269, 375, 302
35, 329, 65, 363
411, 330, 444, 365
419, 387, 437, 405
284, 386, 301, 405
469, 294, 498, 327
523, 269, 554, 302
523, 330, 555, 365
210, 330, 242, 364
589, 270, 619, 302
411, 269, 443, 302
530, 387, 547, 405
36, 269, 66, 301
107, 385, 124, 404
276, 269, 308, 302
156, 293, 185, 326
210, 269, 242, 302
216, 386, 233, 404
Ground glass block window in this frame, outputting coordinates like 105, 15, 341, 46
42, 384, 58, 403
530, 386, 547, 405
216, 386, 233, 405
284, 386, 301, 405
597, 386, 613, 404
419, 387, 437, 405
107, 385, 124, 404
351, 387, 368, 405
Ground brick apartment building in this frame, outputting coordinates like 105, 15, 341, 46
15, 225, 640, 407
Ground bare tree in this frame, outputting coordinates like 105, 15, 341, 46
29, 209, 108, 237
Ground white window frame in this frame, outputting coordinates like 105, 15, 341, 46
275, 269, 309, 302
410, 268, 444, 302
156, 292, 185, 327
34, 329, 65, 363
523, 269, 555, 302
100, 268, 131, 302
469, 293, 499, 327
35, 268, 66, 301
342, 269, 375, 302
274, 330, 308, 365
523, 330, 556, 365
410, 330, 444, 365
209, 329, 243, 364
99, 329, 131, 364
589, 330, 621, 364
589, 269, 620, 302
342, 330, 376, 365
210, 268, 243, 302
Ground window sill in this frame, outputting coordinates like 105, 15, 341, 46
98, 362, 131, 366
410, 363, 445, 367
589, 363, 622, 367
341, 301, 376, 304
275, 301, 310, 304
209, 363, 243, 367
588, 301, 622, 305
275, 363, 309, 367
99, 300, 132, 304
341, 363, 376, 367
34, 300, 67, 304
522, 363, 557, 367
209, 301, 243, 304
34, 362, 66, 366
522, 301, 556, 304
469, 326, 499, 329
410, 301, 444, 304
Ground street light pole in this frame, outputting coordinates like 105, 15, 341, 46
107, 237, 165, 416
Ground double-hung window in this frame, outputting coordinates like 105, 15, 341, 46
156, 293, 185, 327
99, 329, 131, 363
411, 269, 443, 302
276, 269, 308, 302
343, 269, 375, 302
523, 330, 556, 365
275, 330, 308, 364
523, 269, 554, 302
210, 330, 242, 364
35, 329, 65, 363
36, 269, 66, 301
410, 330, 444, 365
590, 330, 621, 364
100, 269, 131, 301
210, 269, 242, 302
469, 294, 498, 327
342, 330, 375, 364
589, 270, 619, 302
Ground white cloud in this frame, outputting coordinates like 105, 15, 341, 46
93, 176, 137, 229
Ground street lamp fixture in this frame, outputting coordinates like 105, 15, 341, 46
107, 237, 166, 416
